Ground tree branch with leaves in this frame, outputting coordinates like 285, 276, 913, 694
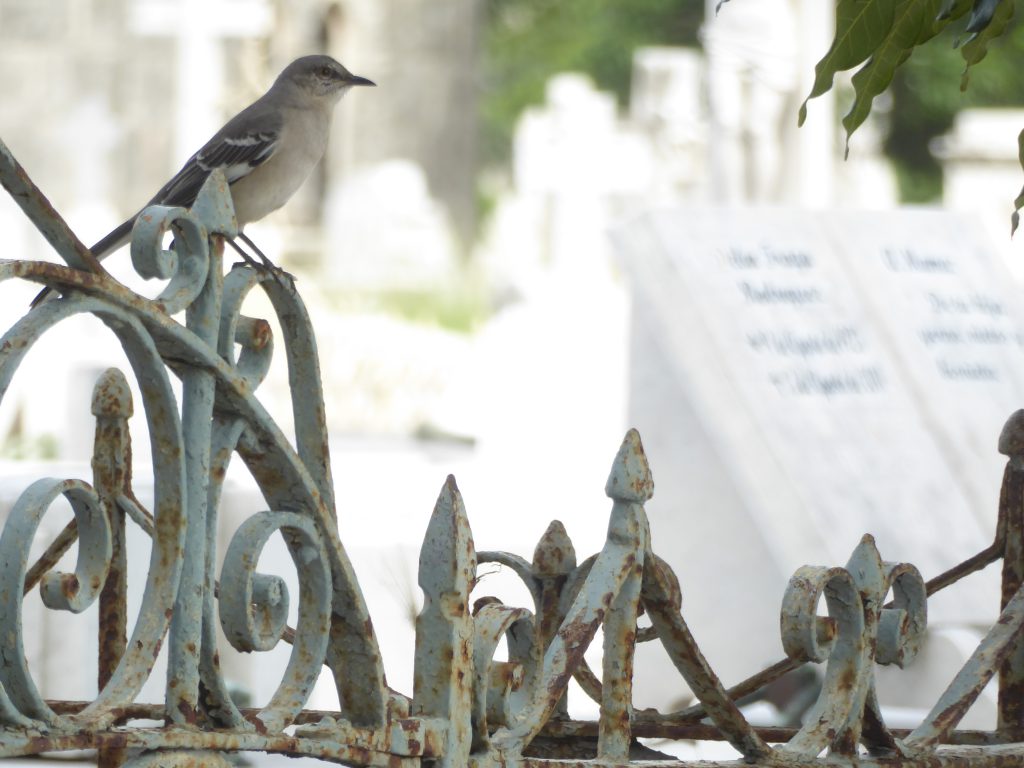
721, 0, 1022, 230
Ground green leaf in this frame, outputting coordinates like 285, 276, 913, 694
799, 0, 899, 126
937, 0, 973, 18
960, 0, 1015, 89
1012, 127, 1024, 236
797, 0, 976, 132
842, 0, 945, 152
962, 0, 1006, 36
925, 0, 974, 37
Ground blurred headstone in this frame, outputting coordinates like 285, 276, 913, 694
324, 160, 458, 290
515, 75, 648, 276
615, 207, 1017, 701
130, 0, 273, 161
630, 47, 708, 202
481, 74, 652, 295
934, 108, 1024, 280
702, 0, 800, 203
329, 0, 481, 244
934, 108, 1024, 214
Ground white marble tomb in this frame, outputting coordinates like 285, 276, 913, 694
614, 207, 1019, 717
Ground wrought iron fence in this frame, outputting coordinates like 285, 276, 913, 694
1, 135, 1024, 766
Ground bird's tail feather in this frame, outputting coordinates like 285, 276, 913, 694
89, 219, 134, 261
29, 218, 135, 308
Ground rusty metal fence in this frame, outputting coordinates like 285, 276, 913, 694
2, 135, 1024, 766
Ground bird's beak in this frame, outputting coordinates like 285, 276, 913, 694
346, 74, 376, 87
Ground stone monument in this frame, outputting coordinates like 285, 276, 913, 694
614, 207, 1019, 719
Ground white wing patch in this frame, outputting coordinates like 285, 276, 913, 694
223, 135, 264, 147
151, 123, 281, 208
196, 131, 279, 174
222, 162, 258, 183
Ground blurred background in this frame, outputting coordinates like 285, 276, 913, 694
2, 0, 1024, 762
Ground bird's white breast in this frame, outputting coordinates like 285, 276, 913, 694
229, 105, 330, 226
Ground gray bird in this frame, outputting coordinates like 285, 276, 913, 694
33, 54, 374, 305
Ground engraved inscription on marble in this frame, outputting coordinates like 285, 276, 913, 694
615, 208, 1008, 623
722, 243, 886, 399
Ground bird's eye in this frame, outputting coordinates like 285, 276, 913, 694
319, 66, 332, 78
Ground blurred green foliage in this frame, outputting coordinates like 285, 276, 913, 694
376, 283, 491, 333
888, 19, 1024, 202
480, 0, 702, 166
0, 431, 58, 460
335, 270, 492, 334
481, 1, 1023, 205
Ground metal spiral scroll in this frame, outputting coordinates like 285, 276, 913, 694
218, 510, 332, 732
0, 291, 187, 731
0, 479, 111, 723
0, 170, 387, 734
780, 535, 927, 757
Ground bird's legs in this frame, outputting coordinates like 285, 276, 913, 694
225, 236, 262, 270
239, 232, 281, 273
225, 233, 293, 286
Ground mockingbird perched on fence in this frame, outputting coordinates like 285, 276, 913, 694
32, 54, 374, 306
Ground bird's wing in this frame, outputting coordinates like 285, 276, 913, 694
150, 103, 284, 209
30, 100, 285, 308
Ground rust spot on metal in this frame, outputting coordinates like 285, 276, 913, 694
176, 699, 198, 725
104, 732, 129, 749
61, 573, 80, 597
473, 598, 501, 618
838, 665, 857, 693
27, 736, 56, 755
251, 319, 272, 349
246, 712, 270, 734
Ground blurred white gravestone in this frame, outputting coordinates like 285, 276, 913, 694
324, 160, 459, 290
629, 47, 708, 203
935, 108, 1024, 282
615, 208, 1017, 640
617, 208, 1019, 714
838, 211, 1024, 516
130, 0, 273, 161
702, 0, 800, 203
